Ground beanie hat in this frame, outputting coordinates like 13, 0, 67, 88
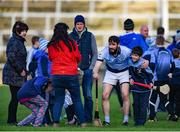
124, 18, 134, 30
74, 15, 85, 25
175, 32, 180, 41
39, 38, 49, 51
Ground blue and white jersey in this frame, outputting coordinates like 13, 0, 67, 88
147, 45, 173, 81
174, 58, 180, 69
98, 46, 131, 73
171, 58, 180, 85
142, 45, 156, 63
128, 58, 153, 76
128, 58, 153, 93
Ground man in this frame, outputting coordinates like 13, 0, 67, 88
119, 18, 149, 53
93, 35, 130, 125
69, 15, 98, 123
140, 25, 149, 40
167, 31, 180, 52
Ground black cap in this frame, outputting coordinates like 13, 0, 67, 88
124, 18, 134, 30
74, 15, 85, 25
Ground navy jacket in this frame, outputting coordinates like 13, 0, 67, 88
69, 28, 97, 70
129, 58, 153, 93
3, 33, 27, 87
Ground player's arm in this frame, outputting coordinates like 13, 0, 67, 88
93, 60, 103, 80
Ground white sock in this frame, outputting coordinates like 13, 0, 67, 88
123, 115, 129, 122
105, 115, 110, 123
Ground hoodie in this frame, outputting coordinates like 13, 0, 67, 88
119, 32, 149, 53
33, 50, 51, 77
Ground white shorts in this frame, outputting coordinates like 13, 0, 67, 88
103, 70, 129, 85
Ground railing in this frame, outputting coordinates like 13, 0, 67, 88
0, 0, 180, 51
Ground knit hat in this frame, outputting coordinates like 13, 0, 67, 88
175, 32, 180, 41
124, 18, 134, 30
39, 38, 49, 51
74, 15, 85, 25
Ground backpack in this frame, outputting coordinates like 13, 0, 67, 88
28, 57, 37, 78
155, 47, 172, 81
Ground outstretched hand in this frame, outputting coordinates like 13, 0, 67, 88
93, 72, 99, 80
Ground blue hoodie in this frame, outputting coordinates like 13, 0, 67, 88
17, 76, 48, 100
119, 32, 149, 53
33, 50, 51, 77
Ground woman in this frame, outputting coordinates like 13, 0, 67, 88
2, 21, 29, 125
48, 22, 86, 127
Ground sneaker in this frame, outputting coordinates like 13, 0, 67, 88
122, 121, 128, 126
168, 114, 178, 121
102, 121, 110, 126
53, 123, 59, 127
67, 116, 78, 125
148, 119, 155, 122
148, 116, 157, 122
80, 123, 87, 128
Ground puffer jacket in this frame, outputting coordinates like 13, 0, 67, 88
3, 33, 27, 87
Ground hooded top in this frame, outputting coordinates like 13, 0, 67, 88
119, 32, 149, 53
33, 50, 51, 77
17, 76, 48, 100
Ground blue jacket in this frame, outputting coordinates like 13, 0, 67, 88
17, 76, 48, 100
119, 32, 149, 53
167, 36, 178, 52
33, 50, 51, 77
129, 58, 153, 93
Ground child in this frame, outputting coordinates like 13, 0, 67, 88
148, 35, 175, 121
17, 76, 52, 127
169, 48, 180, 121
26, 36, 40, 79
129, 46, 153, 126
33, 38, 53, 126
64, 90, 77, 125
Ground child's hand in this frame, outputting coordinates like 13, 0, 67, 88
141, 60, 149, 69
129, 79, 134, 85
150, 83, 153, 88
45, 84, 53, 93
168, 73, 172, 78
27, 75, 32, 80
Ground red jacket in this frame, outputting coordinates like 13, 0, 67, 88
48, 40, 81, 75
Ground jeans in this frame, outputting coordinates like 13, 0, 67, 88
132, 91, 150, 125
52, 75, 85, 124
82, 69, 93, 122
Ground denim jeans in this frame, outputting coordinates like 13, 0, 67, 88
52, 75, 85, 124
82, 69, 93, 122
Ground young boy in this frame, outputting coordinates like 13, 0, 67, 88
129, 46, 153, 126
17, 76, 52, 127
148, 35, 175, 121
169, 48, 180, 121
26, 36, 40, 79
